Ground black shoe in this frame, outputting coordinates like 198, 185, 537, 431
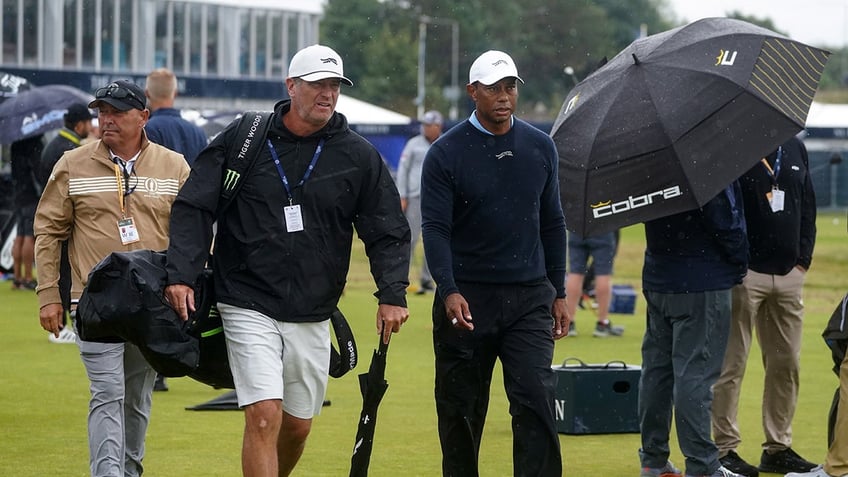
719, 451, 759, 477
758, 448, 817, 474
154, 375, 169, 392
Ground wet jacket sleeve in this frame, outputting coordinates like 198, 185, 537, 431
165, 125, 233, 286
539, 138, 568, 297
354, 149, 411, 307
420, 145, 458, 298
34, 156, 73, 307
798, 142, 816, 270
702, 181, 749, 268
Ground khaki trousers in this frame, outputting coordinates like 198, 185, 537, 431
712, 268, 805, 454
825, 350, 848, 476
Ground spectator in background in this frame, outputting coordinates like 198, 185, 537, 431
564, 231, 624, 337
712, 136, 818, 476
397, 109, 443, 295
10, 134, 45, 291
38, 103, 94, 344
144, 68, 208, 165
145, 67, 208, 390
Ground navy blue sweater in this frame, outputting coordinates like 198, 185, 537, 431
642, 183, 748, 293
145, 108, 208, 165
421, 119, 567, 299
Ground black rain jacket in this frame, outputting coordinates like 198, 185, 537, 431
166, 100, 410, 322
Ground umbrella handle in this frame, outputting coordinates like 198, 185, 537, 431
378, 323, 390, 355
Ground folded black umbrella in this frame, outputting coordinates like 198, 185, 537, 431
350, 333, 390, 477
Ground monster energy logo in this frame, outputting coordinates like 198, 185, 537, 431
223, 169, 241, 191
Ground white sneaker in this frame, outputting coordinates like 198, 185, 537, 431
785, 465, 845, 477
48, 327, 77, 344
686, 466, 743, 477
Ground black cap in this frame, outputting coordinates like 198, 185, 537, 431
89, 80, 147, 111
65, 103, 94, 124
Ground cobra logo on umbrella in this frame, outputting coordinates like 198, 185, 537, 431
590, 185, 683, 219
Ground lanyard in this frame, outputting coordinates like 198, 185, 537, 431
112, 157, 135, 218
267, 138, 325, 205
58, 129, 81, 146
760, 146, 783, 186
114, 161, 127, 217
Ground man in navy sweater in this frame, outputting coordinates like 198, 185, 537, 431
639, 184, 748, 477
144, 68, 207, 166
421, 50, 569, 477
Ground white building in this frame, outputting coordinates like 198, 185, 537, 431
1, 0, 325, 109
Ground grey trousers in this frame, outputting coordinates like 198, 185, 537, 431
639, 289, 732, 476
78, 338, 156, 477
405, 195, 431, 284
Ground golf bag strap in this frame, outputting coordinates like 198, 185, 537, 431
217, 110, 273, 217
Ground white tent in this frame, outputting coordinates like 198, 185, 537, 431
806, 101, 848, 128
335, 95, 411, 125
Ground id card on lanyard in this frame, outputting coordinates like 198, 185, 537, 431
761, 146, 784, 213
114, 159, 140, 244
267, 138, 325, 233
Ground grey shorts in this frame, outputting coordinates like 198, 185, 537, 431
15, 204, 36, 236
567, 232, 616, 275
217, 303, 330, 418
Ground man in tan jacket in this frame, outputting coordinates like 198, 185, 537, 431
35, 80, 190, 477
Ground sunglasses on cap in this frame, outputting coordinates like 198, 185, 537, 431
94, 84, 146, 109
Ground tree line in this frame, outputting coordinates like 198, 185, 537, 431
320, 0, 848, 121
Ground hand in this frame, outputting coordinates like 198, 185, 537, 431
376, 303, 409, 344
551, 297, 571, 340
164, 284, 195, 321
39, 303, 65, 338
400, 198, 408, 212
444, 292, 474, 331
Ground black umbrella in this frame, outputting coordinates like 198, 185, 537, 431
0, 84, 94, 144
551, 17, 829, 237
349, 332, 390, 477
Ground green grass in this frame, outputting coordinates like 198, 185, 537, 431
2, 212, 846, 476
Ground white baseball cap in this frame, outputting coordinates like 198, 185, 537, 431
468, 50, 524, 86
288, 44, 353, 86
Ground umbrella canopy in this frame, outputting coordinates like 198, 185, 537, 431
551, 17, 829, 237
349, 334, 390, 477
0, 84, 94, 144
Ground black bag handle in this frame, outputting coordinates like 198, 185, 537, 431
216, 110, 273, 217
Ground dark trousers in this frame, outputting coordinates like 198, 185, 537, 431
639, 289, 731, 476
432, 280, 561, 477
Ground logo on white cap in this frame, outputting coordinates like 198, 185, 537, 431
468, 50, 524, 86
288, 45, 353, 86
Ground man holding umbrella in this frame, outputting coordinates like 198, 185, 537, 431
164, 44, 410, 477
421, 50, 569, 476
639, 184, 748, 477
